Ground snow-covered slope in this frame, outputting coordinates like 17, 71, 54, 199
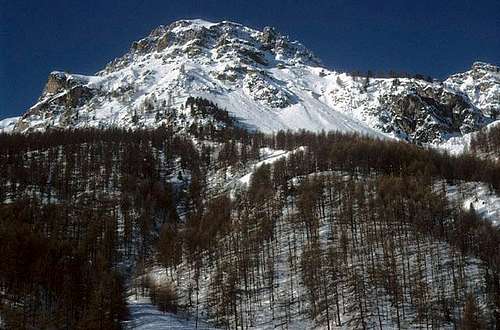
12, 19, 500, 144
445, 181, 500, 227
0, 116, 20, 133
436, 119, 500, 155
125, 296, 218, 330
444, 62, 500, 115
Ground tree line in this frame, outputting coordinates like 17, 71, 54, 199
470, 123, 500, 159
1, 101, 499, 328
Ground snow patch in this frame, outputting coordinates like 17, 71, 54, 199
444, 181, 500, 226
0, 116, 20, 133
125, 296, 218, 329
238, 147, 305, 185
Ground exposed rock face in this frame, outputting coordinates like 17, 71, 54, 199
244, 72, 295, 108
260, 26, 278, 47
472, 62, 500, 72
43, 72, 81, 95
378, 85, 486, 143
44, 73, 67, 95
444, 62, 500, 117
15, 71, 97, 131
103, 19, 320, 74
156, 32, 172, 51
65, 86, 94, 108
10, 19, 500, 145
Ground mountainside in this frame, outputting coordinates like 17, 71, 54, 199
8, 19, 500, 144
2, 126, 500, 329
3, 17, 500, 330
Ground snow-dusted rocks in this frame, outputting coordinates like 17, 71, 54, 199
0, 116, 20, 133
444, 62, 500, 117
10, 19, 500, 144
376, 81, 489, 143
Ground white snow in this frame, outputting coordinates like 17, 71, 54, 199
15, 19, 499, 151
170, 19, 218, 32
444, 62, 500, 112
444, 181, 500, 226
14, 20, 394, 138
0, 116, 20, 133
125, 296, 218, 329
435, 120, 500, 155
238, 147, 305, 185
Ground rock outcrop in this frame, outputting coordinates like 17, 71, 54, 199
9, 19, 499, 145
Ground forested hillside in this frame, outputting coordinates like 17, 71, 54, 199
471, 123, 500, 160
1, 98, 499, 329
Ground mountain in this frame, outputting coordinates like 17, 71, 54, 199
2, 19, 500, 330
8, 19, 499, 144
3, 123, 500, 329
444, 62, 500, 115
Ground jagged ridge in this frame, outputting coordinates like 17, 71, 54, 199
7, 19, 500, 144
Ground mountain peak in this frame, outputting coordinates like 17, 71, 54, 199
444, 61, 500, 114
10, 19, 500, 145
176, 18, 218, 27
471, 61, 500, 73
118, 18, 319, 69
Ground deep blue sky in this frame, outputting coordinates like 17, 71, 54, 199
1, 0, 499, 119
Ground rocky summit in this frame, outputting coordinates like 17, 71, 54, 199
8, 19, 500, 144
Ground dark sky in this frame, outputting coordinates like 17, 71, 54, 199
1, 0, 499, 119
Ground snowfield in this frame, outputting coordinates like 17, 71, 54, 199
0, 116, 20, 133
125, 296, 218, 330
434, 120, 500, 156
